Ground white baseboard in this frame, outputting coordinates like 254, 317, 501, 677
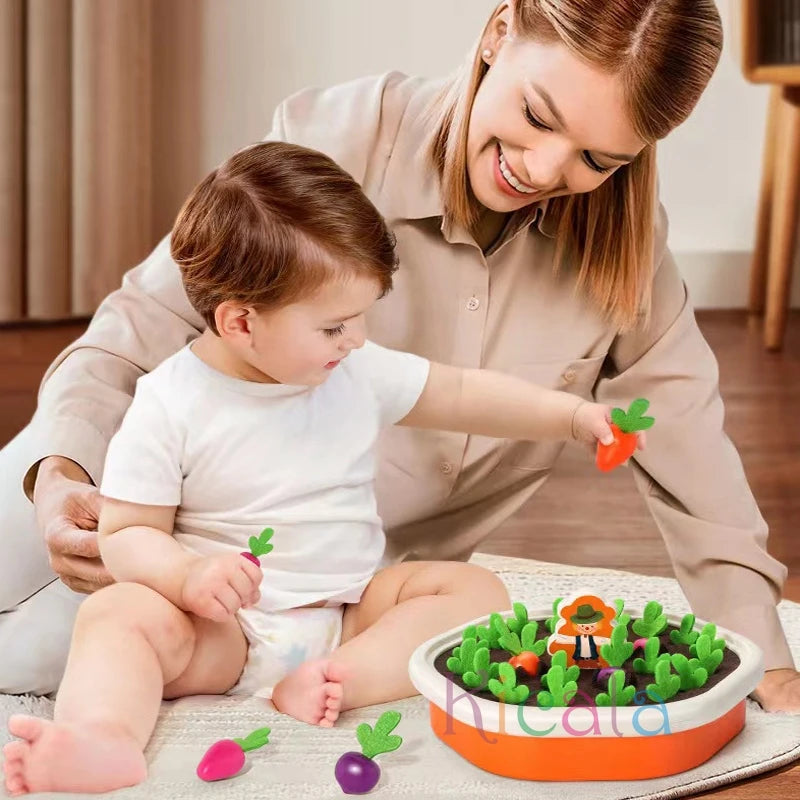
674, 251, 800, 309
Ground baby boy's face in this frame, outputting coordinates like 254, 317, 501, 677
250, 274, 383, 386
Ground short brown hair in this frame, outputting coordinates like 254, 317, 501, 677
171, 141, 398, 333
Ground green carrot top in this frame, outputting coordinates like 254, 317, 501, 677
610, 398, 655, 434
232, 727, 271, 752
249, 527, 275, 558
356, 711, 403, 760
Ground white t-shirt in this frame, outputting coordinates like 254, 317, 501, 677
100, 340, 430, 610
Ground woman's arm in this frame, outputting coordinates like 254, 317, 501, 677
24, 236, 203, 497
595, 204, 793, 674
399, 361, 588, 442
98, 498, 196, 608
21, 237, 202, 589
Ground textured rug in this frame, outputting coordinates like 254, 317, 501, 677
1, 554, 798, 799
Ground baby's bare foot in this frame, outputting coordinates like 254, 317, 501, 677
272, 659, 346, 727
2, 714, 147, 795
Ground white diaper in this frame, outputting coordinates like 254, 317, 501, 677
229, 604, 344, 700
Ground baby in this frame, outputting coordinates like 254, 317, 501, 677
2, 141, 641, 795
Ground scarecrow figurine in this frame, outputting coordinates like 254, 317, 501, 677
547, 595, 616, 669
569, 604, 607, 665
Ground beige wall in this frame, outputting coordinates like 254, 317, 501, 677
158, 0, 799, 308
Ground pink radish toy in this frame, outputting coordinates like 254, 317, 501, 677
241, 526, 274, 566
196, 727, 271, 782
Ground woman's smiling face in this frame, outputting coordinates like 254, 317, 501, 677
467, 34, 647, 213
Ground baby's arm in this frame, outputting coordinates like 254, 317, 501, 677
98, 498, 195, 608
399, 362, 615, 445
98, 499, 262, 621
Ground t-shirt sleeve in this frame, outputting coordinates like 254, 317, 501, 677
99, 377, 183, 506
354, 340, 431, 426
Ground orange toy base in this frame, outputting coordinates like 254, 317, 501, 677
429, 699, 745, 781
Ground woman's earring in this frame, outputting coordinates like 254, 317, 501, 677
481, 48, 493, 62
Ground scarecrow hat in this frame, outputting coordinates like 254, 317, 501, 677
570, 604, 604, 624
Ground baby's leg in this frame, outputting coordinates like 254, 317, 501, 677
275, 562, 509, 715
2, 582, 247, 796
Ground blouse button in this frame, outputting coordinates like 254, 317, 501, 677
466, 296, 480, 311
439, 461, 454, 475
563, 368, 577, 383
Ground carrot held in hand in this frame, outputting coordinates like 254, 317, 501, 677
596, 398, 655, 472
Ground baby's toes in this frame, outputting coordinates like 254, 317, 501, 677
6, 773, 28, 797
324, 682, 343, 707
326, 681, 343, 698
2, 743, 29, 796
3, 741, 28, 773
3, 740, 27, 764
319, 680, 343, 726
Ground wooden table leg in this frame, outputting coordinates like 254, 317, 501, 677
765, 87, 800, 351
749, 86, 782, 315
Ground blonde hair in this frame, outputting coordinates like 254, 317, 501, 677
429, 0, 722, 330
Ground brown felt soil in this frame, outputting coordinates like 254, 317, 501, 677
433, 618, 741, 708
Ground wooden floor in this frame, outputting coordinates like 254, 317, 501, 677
1, 309, 798, 798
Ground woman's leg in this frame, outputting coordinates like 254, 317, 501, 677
272, 561, 509, 716
0, 581, 84, 695
0, 428, 79, 696
0, 428, 57, 609
1, 582, 247, 796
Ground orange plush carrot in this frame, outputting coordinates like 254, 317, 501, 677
596, 398, 654, 472
509, 651, 540, 676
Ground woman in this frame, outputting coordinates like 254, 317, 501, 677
0, 0, 797, 709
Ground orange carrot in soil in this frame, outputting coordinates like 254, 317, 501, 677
509, 652, 540, 676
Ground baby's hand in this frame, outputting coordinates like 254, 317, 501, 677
571, 401, 647, 452
181, 552, 262, 622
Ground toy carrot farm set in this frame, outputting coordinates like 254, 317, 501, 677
408, 592, 764, 781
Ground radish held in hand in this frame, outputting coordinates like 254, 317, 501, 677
196, 726, 270, 782
335, 710, 403, 794
241, 526, 274, 565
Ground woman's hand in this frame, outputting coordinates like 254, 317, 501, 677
571, 402, 647, 453
751, 668, 800, 712
33, 456, 113, 594
180, 552, 262, 622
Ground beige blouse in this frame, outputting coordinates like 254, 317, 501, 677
24, 72, 792, 670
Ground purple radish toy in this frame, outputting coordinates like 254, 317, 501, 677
241, 526, 274, 566
335, 710, 403, 794
196, 726, 270, 781
594, 665, 625, 690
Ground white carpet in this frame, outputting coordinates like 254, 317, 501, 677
1, 554, 798, 799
